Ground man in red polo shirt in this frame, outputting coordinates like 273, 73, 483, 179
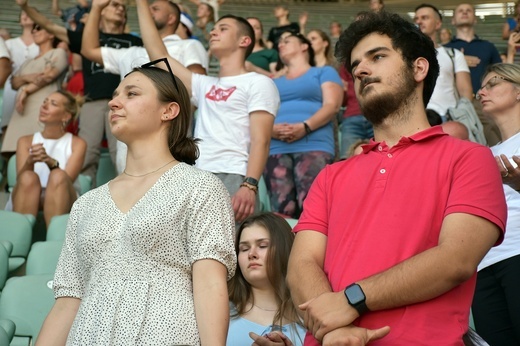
287, 11, 507, 346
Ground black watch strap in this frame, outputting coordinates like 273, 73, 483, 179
243, 176, 258, 187
50, 159, 60, 170
344, 283, 369, 315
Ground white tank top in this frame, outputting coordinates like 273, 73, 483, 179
32, 132, 72, 188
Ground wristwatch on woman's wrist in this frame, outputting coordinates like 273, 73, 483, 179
49, 159, 59, 170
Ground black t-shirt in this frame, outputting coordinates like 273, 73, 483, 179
267, 22, 300, 49
68, 30, 142, 100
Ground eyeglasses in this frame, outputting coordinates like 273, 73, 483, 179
32, 24, 42, 32
476, 75, 515, 100
140, 57, 179, 93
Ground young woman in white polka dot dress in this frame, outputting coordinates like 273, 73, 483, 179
36, 60, 237, 346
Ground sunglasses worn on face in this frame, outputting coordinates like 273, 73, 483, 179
32, 24, 42, 32
141, 57, 180, 93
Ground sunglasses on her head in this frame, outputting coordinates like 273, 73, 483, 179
140, 57, 180, 93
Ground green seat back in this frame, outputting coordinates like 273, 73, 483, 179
26, 241, 63, 276
0, 275, 55, 342
46, 214, 69, 242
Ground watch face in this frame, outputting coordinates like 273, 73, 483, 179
347, 284, 365, 304
244, 177, 258, 186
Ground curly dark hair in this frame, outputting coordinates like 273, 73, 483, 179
335, 11, 439, 107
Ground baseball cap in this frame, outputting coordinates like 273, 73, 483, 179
180, 12, 194, 37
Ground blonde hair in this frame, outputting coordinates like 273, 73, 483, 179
55, 90, 85, 120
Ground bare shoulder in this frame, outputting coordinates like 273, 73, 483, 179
71, 135, 87, 148
17, 134, 33, 149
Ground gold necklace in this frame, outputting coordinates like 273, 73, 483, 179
253, 304, 278, 312
123, 159, 175, 178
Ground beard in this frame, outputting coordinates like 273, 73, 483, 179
358, 65, 417, 126
155, 20, 166, 31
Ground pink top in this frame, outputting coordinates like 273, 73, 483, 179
295, 126, 506, 345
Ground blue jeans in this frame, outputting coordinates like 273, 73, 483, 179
339, 115, 374, 159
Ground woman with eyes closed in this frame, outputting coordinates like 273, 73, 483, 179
264, 31, 343, 219
472, 63, 520, 346
37, 62, 236, 346
227, 212, 306, 346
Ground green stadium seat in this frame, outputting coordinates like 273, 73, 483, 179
26, 241, 63, 276
0, 275, 55, 346
46, 214, 69, 242
0, 211, 34, 272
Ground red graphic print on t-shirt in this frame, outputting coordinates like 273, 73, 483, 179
205, 85, 237, 101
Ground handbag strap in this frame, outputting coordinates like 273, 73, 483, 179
445, 47, 461, 100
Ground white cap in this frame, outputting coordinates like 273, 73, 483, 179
180, 12, 194, 36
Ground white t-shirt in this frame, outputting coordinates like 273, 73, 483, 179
0, 38, 10, 60
101, 34, 208, 77
479, 132, 520, 271
427, 46, 470, 116
1, 37, 39, 128
191, 72, 280, 176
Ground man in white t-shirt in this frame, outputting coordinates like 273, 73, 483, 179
82, 0, 208, 77
414, 4, 473, 119
135, 0, 280, 223
82, 0, 208, 172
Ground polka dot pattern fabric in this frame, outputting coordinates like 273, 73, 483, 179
53, 163, 236, 345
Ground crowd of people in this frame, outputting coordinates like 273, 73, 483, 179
0, 0, 519, 345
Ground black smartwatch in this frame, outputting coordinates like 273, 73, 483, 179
243, 176, 258, 187
344, 283, 369, 315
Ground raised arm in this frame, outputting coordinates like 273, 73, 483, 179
192, 259, 229, 346
16, 0, 69, 43
51, 0, 62, 17
80, 0, 107, 65
507, 32, 520, 64
300, 213, 500, 341
136, 0, 193, 92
